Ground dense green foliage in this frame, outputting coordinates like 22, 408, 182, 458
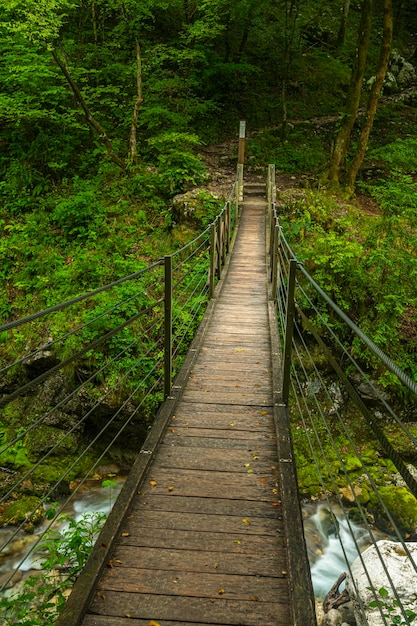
0, 1, 416, 318
1, 512, 106, 626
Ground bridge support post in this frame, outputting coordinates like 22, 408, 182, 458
267, 164, 276, 206
237, 163, 244, 202
281, 259, 297, 404
164, 255, 173, 398
209, 222, 217, 298
271, 222, 280, 300
225, 200, 231, 253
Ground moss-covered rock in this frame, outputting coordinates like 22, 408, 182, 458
25, 424, 80, 459
0, 495, 44, 529
369, 485, 417, 535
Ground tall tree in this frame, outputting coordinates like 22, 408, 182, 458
337, 0, 351, 48
346, 0, 393, 190
325, 0, 375, 187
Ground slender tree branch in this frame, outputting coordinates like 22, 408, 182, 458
51, 48, 126, 171
347, 0, 393, 190
129, 39, 143, 165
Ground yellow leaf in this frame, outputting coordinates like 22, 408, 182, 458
150, 480, 157, 487
125, 614, 131, 618
218, 588, 225, 595
260, 411, 267, 415
242, 518, 251, 525
252, 454, 259, 460
121, 532, 130, 537
168, 486, 174, 492
234, 540, 241, 544
250, 595, 259, 602
148, 622, 161, 626
244, 463, 250, 467
230, 423, 235, 427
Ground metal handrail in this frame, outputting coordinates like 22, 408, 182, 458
266, 164, 417, 626
0, 176, 239, 591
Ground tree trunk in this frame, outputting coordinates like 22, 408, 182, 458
325, 0, 374, 187
281, 0, 299, 140
51, 49, 126, 171
129, 39, 143, 165
347, 0, 393, 190
337, 0, 351, 48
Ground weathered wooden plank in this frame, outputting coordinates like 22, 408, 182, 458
163, 427, 275, 442
124, 509, 282, 537
138, 467, 279, 499
127, 494, 280, 518
180, 392, 272, 406
108, 545, 285, 578
118, 526, 284, 554
97, 568, 287, 603
152, 446, 276, 473
84, 616, 233, 626
89, 592, 291, 626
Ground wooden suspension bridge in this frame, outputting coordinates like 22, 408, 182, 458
57, 179, 316, 626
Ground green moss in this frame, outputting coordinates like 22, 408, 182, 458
384, 424, 417, 460
370, 486, 417, 535
343, 456, 363, 473
25, 425, 79, 459
31, 451, 104, 489
0, 496, 44, 527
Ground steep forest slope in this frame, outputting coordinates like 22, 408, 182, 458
0, 1, 416, 387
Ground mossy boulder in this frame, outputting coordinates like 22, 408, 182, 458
0, 495, 44, 529
171, 189, 222, 228
370, 485, 417, 535
25, 424, 80, 460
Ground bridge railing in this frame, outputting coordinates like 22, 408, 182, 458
267, 165, 417, 625
0, 179, 238, 591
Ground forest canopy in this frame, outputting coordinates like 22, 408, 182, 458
0, 0, 417, 352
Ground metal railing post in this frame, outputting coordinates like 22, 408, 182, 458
281, 259, 297, 404
164, 255, 173, 398
225, 200, 231, 252
209, 221, 216, 298
220, 209, 226, 267
271, 222, 280, 300
237, 163, 244, 202
215, 217, 221, 279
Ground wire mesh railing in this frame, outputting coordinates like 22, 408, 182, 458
267, 165, 417, 626
0, 180, 238, 595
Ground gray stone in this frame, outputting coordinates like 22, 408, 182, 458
346, 540, 417, 626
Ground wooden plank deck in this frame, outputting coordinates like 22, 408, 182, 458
72, 183, 296, 625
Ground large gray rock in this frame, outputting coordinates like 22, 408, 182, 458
346, 540, 417, 626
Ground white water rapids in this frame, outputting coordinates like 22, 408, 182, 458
303, 502, 382, 598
